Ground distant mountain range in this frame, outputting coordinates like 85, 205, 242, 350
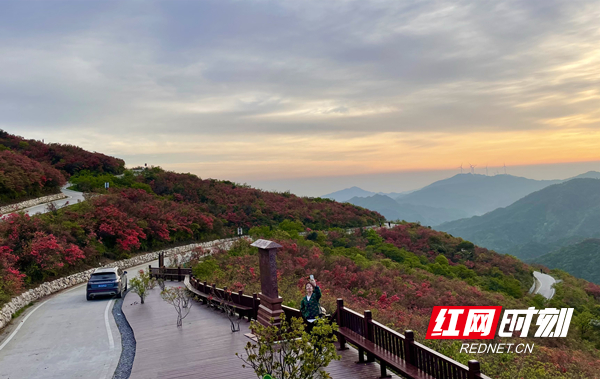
324, 171, 600, 227
347, 194, 469, 226
533, 239, 600, 284
438, 177, 600, 260
322, 186, 408, 202
394, 173, 566, 216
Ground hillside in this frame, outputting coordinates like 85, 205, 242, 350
533, 239, 600, 284
0, 159, 383, 306
347, 194, 468, 225
396, 173, 560, 218
322, 186, 408, 202
4, 133, 600, 378
0, 130, 125, 176
322, 186, 375, 202
438, 178, 600, 260
0, 150, 66, 205
191, 224, 600, 379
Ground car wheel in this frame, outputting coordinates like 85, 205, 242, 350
87, 293, 92, 301
116, 290, 122, 299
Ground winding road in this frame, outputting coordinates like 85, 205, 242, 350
22, 185, 85, 216
0, 261, 153, 379
1, 221, 377, 378
532, 271, 557, 300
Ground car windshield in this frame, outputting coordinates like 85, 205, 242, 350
90, 273, 117, 281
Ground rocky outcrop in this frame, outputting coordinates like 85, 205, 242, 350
0, 237, 241, 330
0, 193, 67, 215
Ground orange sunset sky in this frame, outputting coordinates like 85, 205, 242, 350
3, 0, 600, 195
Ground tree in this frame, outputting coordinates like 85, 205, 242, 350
575, 311, 594, 339
237, 314, 340, 379
160, 286, 192, 327
210, 287, 240, 332
129, 269, 155, 304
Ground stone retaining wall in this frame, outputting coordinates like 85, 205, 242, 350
0, 225, 383, 330
0, 237, 241, 331
0, 193, 68, 215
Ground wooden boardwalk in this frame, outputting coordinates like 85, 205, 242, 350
123, 284, 402, 379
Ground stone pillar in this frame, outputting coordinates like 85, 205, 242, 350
251, 239, 283, 328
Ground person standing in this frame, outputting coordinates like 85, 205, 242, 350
300, 277, 321, 333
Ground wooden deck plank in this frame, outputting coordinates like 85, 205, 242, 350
123, 284, 402, 379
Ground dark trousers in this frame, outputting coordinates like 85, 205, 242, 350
305, 320, 315, 334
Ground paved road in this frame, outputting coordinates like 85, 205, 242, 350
0, 261, 156, 379
533, 271, 557, 299
22, 185, 85, 216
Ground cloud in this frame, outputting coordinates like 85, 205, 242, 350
1, 0, 599, 189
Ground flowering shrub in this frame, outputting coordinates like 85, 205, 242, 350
0, 150, 66, 204
0, 130, 124, 176
0, 175, 379, 304
194, 226, 600, 379
135, 167, 383, 231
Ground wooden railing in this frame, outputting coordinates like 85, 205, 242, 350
340, 306, 364, 336
336, 300, 490, 379
187, 276, 332, 322
188, 275, 260, 319
182, 274, 489, 379
149, 266, 192, 281
372, 319, 405, 360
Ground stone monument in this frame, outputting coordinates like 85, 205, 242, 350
251, 239, 284, 328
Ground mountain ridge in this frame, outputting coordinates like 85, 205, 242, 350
438, 178, 600, 260
533, 238, 600, 284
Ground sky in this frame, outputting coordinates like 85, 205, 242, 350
2, 0, 600, 196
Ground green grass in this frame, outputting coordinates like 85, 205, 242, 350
11, 301, 34, 319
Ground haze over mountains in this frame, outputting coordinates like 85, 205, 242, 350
322, 186, 408, 202
325, 173, 568, 225
347, 194, 469, 226
325, 171, 600, 228
534, 239, 600, 284
396, 173, 561, 216
438, 177, 600, 261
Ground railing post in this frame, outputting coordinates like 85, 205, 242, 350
468, 360, 481, 379
238, 290, 244, 303
211, 284, 217, 308
200, 281, 207, 304
252, 293, 259, 320
336, 299, 344, 327
148, 265, 152, 278
404, 330, 414, 366
222, 287, 228, 313
336, 299, 348, 350
364, 310, 375, 362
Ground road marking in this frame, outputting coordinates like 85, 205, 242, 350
104, 299, 115, 350
0, 300, 48, 352
99, 299, 117, 379
0, 282, 87, 353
